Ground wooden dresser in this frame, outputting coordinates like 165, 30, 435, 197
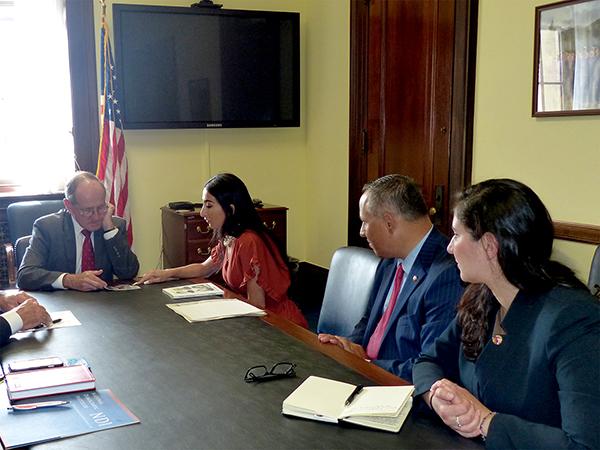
160, 204, 288, 269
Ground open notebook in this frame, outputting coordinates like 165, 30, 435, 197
282, 376, 414, 433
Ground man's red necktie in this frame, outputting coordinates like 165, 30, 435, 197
81, 230, 95, 272
365, 263, 404, 360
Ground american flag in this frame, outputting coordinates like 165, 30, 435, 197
97, 14, 133, 246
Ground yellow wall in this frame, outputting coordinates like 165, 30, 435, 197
95, 0, 598, 282
95, 0, 350, 272
474, 0, 600, 280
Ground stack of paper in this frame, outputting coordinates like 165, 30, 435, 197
166, 299, 266, 322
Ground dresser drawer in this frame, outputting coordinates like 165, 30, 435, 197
161, 204, 288, 268
187, 241, 213, 263
259, 209, 287, 247
186, 218, 212, 241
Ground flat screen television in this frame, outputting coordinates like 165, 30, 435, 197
112, 4, 300, 129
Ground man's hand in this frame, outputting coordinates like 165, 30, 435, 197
0, 291, 35, 312
14, 298, 52, 330
318, 333, 368, 359
102, 203, 116, 231
63, 270, 107, 291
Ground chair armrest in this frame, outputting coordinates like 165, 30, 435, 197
14, 235, 31, 270
4, 243, 16, 284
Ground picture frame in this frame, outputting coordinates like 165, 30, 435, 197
532, 0, 600, 117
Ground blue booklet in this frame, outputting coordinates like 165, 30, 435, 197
0, 388, 140, 449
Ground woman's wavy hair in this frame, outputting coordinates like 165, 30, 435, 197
453, 179, 586, 360
204, 173, 291, 275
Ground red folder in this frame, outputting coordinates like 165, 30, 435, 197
5, 364, 96, 400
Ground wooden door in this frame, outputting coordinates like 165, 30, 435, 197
348, 0, 478, 246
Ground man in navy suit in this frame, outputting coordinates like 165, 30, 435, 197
17, 172, 139, 291
319, 175, 463, 382
0, 291, 51, 346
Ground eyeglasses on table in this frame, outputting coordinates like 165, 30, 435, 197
244, 362, 296, 382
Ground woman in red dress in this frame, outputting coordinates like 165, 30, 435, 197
137, 173, 308, 329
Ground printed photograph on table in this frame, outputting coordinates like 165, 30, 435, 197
162, 283, 224, 300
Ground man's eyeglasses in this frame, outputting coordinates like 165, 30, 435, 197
77, 204, 108, 218
244, 363, 296, 382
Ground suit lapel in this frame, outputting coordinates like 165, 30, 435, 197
475, 291, 536, 398
62, 211, 77, 273
381, 229, 444, 338
93, 229, 108, 273
365, 259, 396, 339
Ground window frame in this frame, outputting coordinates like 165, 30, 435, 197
66, 0, 99, 173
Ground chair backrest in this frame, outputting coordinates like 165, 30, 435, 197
589, 245, 600, 295
317, 246, 381, 336
7, 200, 65, 245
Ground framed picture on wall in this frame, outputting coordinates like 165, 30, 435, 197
532, 0, 600, 117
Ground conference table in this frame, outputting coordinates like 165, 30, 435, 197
0, 280, 483, 449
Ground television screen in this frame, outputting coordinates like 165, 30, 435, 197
112, 4, 300, 129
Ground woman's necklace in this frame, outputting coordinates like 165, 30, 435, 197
223, 235, 235, 247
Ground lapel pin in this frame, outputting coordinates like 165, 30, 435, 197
412, 275, 418, 282
492, 335, 503, 345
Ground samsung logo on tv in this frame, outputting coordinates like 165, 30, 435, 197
207, 124, 223, 128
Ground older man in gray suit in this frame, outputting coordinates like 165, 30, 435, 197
17, 172, 139, 291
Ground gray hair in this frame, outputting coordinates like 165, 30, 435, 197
362, 174, 428, 221
65, 172, 106, 205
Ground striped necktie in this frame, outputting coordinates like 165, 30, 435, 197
365, 263, 404, 360
81, 230, 95, 272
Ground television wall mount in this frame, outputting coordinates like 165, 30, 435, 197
191, 0, 223, 8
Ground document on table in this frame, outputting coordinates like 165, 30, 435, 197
0, 388, 139, 449
166, 299, 266, 323
16, 311, 81, 334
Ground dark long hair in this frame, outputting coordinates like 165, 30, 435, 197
204, 173, 292, 276
453, 179, 587, 360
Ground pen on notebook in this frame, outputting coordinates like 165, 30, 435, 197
8, 401, 70, 410
344, 385, 363, 406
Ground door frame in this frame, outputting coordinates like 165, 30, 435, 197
348, 0, 479, 246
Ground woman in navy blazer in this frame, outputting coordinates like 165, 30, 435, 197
413, 179, 599, 449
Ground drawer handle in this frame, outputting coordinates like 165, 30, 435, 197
197, 247, 211, 256
263, 221, 276, 230
196, 225, 212, 234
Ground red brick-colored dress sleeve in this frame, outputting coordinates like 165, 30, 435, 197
216, 231, 308, 329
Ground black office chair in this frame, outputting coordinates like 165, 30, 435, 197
589, 245, 600, 298
317, 246, 381, 336
5, 200, 65, 278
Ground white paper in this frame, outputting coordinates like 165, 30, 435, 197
166, 299, 266, 322
17, 310, 81, 334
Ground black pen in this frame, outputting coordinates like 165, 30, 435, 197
34, 318, 62, 329
344, 385, 363, 406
